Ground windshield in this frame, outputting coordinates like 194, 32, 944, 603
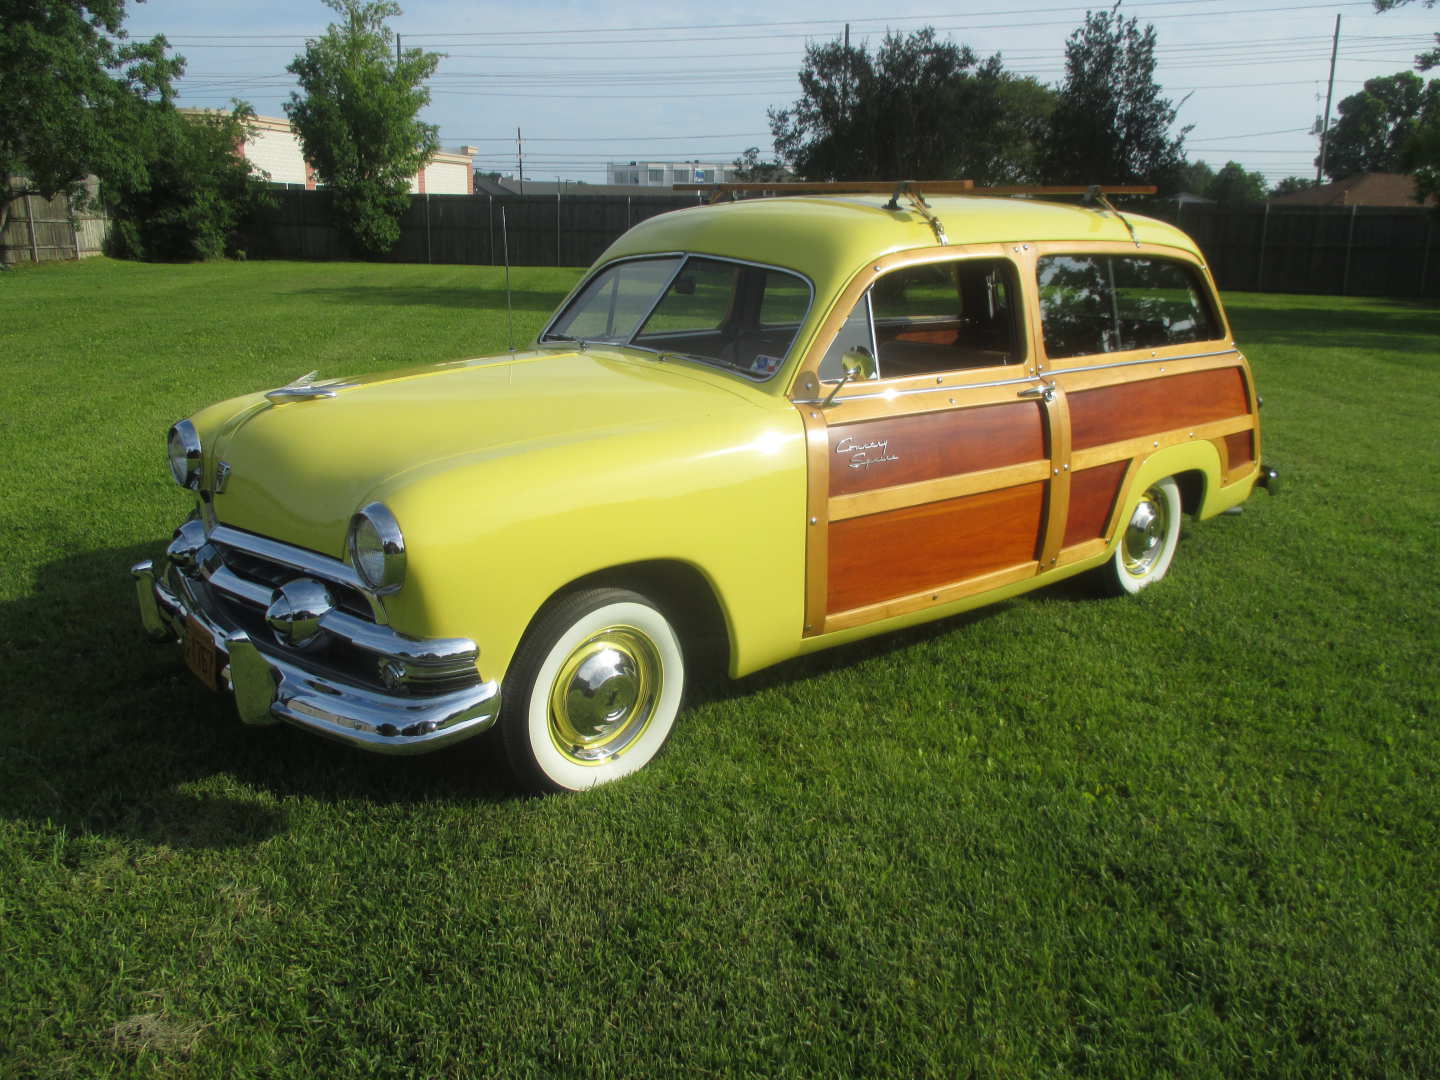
541, 255, 813, 380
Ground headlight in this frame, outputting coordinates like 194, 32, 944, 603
347, 502, 406, 592
167, 420, 202, 489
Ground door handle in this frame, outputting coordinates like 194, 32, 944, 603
1018, 381, 1055, 404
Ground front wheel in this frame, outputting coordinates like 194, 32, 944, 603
500, 588, 685, 793
1098, 476, 1183, 596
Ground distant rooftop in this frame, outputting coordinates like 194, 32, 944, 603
1269, 172, 1435, 208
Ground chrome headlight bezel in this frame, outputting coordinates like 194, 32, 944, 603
347, 502, 406, 593
167, 420, 202, 490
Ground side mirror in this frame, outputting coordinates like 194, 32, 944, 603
823, 346, 877, 407
672, 275, 696, 296
841, 346, 876, 381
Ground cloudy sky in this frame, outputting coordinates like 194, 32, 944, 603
123, 0, 1439, 185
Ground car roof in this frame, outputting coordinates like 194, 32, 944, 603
598, 194, 1203, 288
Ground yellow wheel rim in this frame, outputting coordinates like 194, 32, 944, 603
547, 625, 663, 766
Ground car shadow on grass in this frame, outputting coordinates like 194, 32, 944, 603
0, 542, 515, 851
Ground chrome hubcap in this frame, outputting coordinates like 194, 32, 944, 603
1122, 489, 1169, 577
548, 626, 662, 765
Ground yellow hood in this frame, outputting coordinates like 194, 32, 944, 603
209, 347, 764, 556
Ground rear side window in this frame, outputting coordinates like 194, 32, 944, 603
1037, 255, 1221, 359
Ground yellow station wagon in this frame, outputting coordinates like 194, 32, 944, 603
133, 181, 1277, 792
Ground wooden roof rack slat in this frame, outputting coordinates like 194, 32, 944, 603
673, 180, 1158, 200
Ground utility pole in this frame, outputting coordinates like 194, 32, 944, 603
395, 33, 401, 65
516, 127, 525, 195
842, 23, 851, 122
1316, 14, 1341, 186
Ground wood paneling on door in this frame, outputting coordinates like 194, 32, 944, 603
1064, 460, 1129, 547
827, 482, 1046, 613
1069, 367, 1248, 451
828, 402, 1045, 497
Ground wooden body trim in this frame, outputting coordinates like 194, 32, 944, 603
790, 235, 1260, 641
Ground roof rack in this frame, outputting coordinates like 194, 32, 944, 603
672, 180, 1158, 247
673, 180, 1157, 201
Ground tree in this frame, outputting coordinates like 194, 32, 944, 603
731, 147, 790, 183
1205, 161, 1268, 205
104, 104, 271, 260
1270, 176, 1315, 197
286, 0, 440, 256
1375, 0, 1440, 201
768, 28, 1054, 184
1040, 7, 1189, 191
0, 0, 182, 239
1178, 159, 1216, 195
1320, 71, 1440, 179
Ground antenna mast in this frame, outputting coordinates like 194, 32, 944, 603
501, 207, 514, 352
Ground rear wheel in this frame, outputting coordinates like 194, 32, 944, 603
500, 588, 684, 793
1099, 476, 1182, 596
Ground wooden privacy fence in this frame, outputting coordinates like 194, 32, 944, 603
0, 178, 108, 266
244, 188, 705, 268
1165, 202, 1440, 300
247, 189, 1440, 300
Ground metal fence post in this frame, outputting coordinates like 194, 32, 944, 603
555, 189, 561, 266
425, 192, 432, 264
1341, 203, 1358, 296
1256, 202, 1270, 293
1421, 216, 1433, 299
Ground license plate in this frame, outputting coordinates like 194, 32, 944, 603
183, 616, 220, 692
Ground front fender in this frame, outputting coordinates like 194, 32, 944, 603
376, 409, 810, 684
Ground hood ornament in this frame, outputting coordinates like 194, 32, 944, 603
265, 370, 355, 404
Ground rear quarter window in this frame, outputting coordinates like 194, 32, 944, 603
1037, 254, 1222, 360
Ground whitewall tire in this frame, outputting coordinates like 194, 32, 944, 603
1101, 476, 1183, 596
500, 589, 685, 793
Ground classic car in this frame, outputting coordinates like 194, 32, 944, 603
132, 180, 1277, 792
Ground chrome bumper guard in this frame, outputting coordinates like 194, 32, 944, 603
131, 555, 501, 754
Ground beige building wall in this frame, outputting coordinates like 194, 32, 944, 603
412, 151, 476, 195
243, 116, 311, 186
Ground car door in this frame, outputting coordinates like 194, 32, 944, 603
790, 247, 1070, 636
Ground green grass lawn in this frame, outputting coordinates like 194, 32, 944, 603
1, 259, 1437, 1078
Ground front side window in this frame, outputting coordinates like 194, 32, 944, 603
819, 258, 1024, 382
1037, 254, 1222, 359
542, 256, 813, 380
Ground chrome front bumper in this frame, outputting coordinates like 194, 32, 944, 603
131, 555, 501, 754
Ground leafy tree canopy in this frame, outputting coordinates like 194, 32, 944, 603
1375, 0, 1440, 201
1205, 160, 1268, 205
105, 104, 271, 260
731, 147, 790, 183
1178, 159, 1216, 195
1039, 7, 1189, 192
768, 28, 1055, 184
286, 0, 440, 256
0, 0, 181, 232
1321, 71, 1440, 179
2, 1, 269, 260
1269, 175, 1315, 197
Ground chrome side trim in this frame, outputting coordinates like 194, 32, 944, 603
209, 525, 366, 591
790, 347, 1242, 405
793, 372, 1040, 405
1042, 347, 1240, 378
